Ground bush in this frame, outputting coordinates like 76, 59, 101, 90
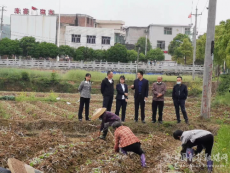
21, 72, 30, 81
212, 92, 230, 106
217, 75, 230, 95
187, 82, 202, 97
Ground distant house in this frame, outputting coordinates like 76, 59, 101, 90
125, 24, 192, 60
2, 24, 11, 39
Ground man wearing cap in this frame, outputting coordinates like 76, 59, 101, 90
112, 121, 146, 167
173, 129, 214, 172
92, 108, 120, 140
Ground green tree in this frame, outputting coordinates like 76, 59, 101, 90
75, 47, 95, 61
107, 44, 127, 62
168, 34, 190, 56
139, 53, 147, 62
146, 48, 165, 61
59, 45, 76, 57
195, 34, 206, 65
0, 38, 22, 57
135, 37, 152, 54
176, 38, 193, 65
127, 50, 138, 62
94, 49, 108, 61
37, 42, 59, 58
19, 37, 37, 57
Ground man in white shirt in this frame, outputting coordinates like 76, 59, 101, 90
173, 129, 214, 172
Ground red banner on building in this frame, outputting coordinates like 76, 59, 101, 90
40, 9, 46, 15
48, 9, 55, 15
23, 8, 29, 15
14, 8, 21, 14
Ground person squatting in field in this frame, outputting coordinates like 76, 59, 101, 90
112, 121, 146, 167
173, 129, 214, 172
92, 108, 120, 140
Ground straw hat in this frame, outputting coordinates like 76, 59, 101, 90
91, 108, 106, 120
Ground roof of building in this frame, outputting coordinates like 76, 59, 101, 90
96, 20, 125, 25
59, 14, 94, 18
148, 24, 192, 27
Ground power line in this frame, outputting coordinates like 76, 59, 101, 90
198, 0, 209, 34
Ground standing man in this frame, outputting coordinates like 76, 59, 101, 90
131, 71, 149, 123
152, 76, 166, 124
101, 71, 114, 112
172, 76, 189, 124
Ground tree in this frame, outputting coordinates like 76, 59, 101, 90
195, 34, 206, 65
75, 47, 95, 61
0, 38, 22, 57
107, 44, 127, 62
135, 37, 152, 54
127, 50, 138, 62
37, 42, 59, 58
146, 48, 165, 61
94, 49, 108, 61
139, 53, 147, 62
19, 37, 37, 57
168, 34, 190, 56
176, 38, 193, 65
59, 45, 76, 57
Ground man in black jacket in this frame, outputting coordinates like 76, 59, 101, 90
172, 76, 189, 124
131, 71, 149, 123
101, 71, 114, 112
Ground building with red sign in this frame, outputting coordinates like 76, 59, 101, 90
23, 8, 29, 15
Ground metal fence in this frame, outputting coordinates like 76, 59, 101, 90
0, 59, 204, 73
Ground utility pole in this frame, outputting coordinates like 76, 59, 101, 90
192, 7, 202, 81
0, 6, 7, 40
145, 34, 147, 56
201, 0, 217, 118
56, 0, 61, 61
136, 46, 140, 79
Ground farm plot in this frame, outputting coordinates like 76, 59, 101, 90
0, 92, 222, 172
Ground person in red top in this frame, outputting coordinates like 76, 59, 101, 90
112, 121, 146, 167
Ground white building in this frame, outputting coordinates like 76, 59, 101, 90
65, 26, 114, 50
11, 15, 57, 44
126, 24, 192, 61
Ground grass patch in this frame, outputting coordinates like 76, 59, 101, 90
0, 102, 11, 119
213, 125, 230, 172
16, 91, 58, 102
212, 92, 230, 106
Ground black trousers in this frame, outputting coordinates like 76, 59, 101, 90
122, 142, 144, 156
173, 100, 188, 121
152, 101, 164, 122
103, 96, 113, 112
181, 134, 214, 159
78, 97, 90, 120
135, 94, 145, 121
115, 99, 127, 121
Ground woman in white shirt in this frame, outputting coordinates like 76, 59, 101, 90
78, 73, 92, 121
115, 76, 128, 122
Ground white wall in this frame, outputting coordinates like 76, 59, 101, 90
11, 15, 57, 44
125, 27, 147, 44
148, 25, 190, 61
65, 26, 114, 50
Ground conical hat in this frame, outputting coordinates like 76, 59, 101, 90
91, 108, 106, 120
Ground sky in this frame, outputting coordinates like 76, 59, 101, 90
2, 0, 230, 36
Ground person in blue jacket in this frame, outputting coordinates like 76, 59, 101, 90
115, 76, 128, 122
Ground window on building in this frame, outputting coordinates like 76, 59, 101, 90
185, 28, 191, 35
87, 18, 89, 24
164, 27, 172, 35
157, 41, 165, 50
87, 35, 96, 44
102, 37, 111, 45
71, 34, 81, 43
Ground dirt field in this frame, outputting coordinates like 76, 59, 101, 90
0, 92, 224, 173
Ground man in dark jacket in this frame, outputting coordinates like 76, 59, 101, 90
131, 71, 149, 123
172, 76, 189, 124
101, 71, 114, 112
